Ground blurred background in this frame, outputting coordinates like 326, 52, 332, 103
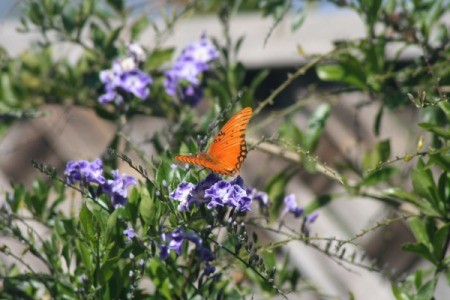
0, 1, 448, 299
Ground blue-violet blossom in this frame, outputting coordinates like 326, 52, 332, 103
103, 170, 136, 208
99, 55, 152, 105
123, 227, 136, 242
65, 158, 105, 185
163, 35, 219, 106
170, 175, 267, 212
282, 194, 304, 218
159, 228, 202, 260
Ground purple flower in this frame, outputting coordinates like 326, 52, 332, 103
99, 58, 152, 105
168, 228, 185, 255
175, 174, 221, 212
205, 180, 231, 209
158, 228, 202, 260
172, 58, 205, 85
170, 182, 195, 212
170, 174, 257, 212
282, 194, 304, 218
123, 227, 136, 242
199, 246, 215, 262
181, 35, 219, 65
103, 170, 136, 208
163, 35, 218, 106
204, 264, 216, 275
183, 232, 203, 246
178, 85, 203, 106
64, 158, 105, 185
306, 212, 319, 223
227, 184, 251, 210
119, 69, 152, 99
191, 173, 221, 198
247, 188, 269, 207
163, 58, 205, 98
204, 177, 252, 211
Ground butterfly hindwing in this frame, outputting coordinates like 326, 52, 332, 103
174, 153, 235, 175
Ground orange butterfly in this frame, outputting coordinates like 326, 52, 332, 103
175, 107, 253, 176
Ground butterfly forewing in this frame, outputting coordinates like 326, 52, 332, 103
207, 107, 252, 172
175, 107, 253, 175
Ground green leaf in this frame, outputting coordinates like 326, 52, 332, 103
105, 209, 118, 245
61, 243, 71, 272
414, 269, 423, 290
412, 167, 440, 210
416, 278, 437, 300
62, 219, 77, 236
418, 123, 450, 139
243, 69, 269, 106
316, 55, 367, 89
391, 284, 410, 300
104, 26, 122, 59
99, 257, 120, 284
363, 140, 390, 171
361, 0, 382, 25
383, 188, 439, 217
79, 204, 96, 244
408, 218, 431, 249
437, 172, 448, 203
362, 167, 397, 186
76, 240, 92, 274
432, 223, 450, 262
146, 48, 175, 70
305, 194, 333, 214
267, 168, 297, 218
304, 104, 331, 152
61, 13, 76, 35
316, 64, 345, 82
107, 0, 124, 12
291, 9, 306, 31
374, 105, 383, 136
139, 188, 159, 226
402, 243, 436, 265
429, 152, 450, 172
90, 22, 106, 50
438, 102, 450, 121
279, 117, 303, 146
234, 35, 245, 55
424, 0, 444, 35
130, 16, 149, 39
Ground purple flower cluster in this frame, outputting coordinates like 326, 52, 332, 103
65, 158, 105, 185
170, 174, 268, 213
158, 227, 216, 274
64, 159, 136, 208
99, 43, 152, 105
164, 34, 219, 106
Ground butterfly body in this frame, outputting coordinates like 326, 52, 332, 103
175, 107, 253, 176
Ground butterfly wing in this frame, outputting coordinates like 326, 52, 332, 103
175, 153, 234, 175
175, 107, 253, 176
206, 107, 253, 175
